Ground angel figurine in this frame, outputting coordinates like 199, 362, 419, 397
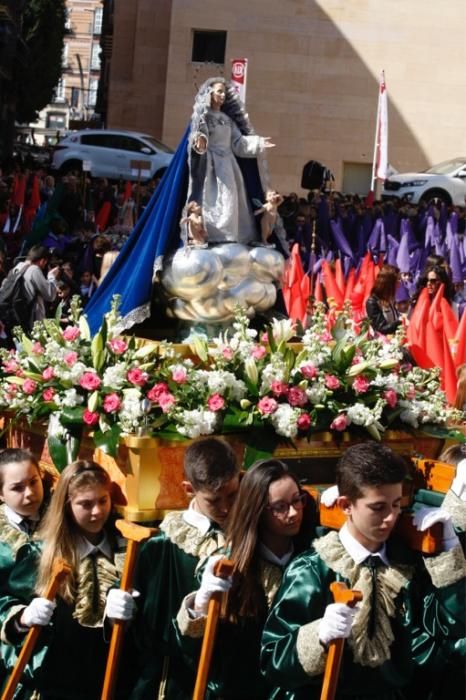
254, 190, 284, 245
180, 201, 208, 246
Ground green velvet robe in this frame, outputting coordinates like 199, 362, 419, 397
261, 531, 466, 700
0, 535, 124, 700
127, 510, 225, 700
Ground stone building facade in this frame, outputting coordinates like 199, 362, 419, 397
105, 0, 466, 194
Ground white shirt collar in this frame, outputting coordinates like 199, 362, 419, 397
259, 542, 294, 567
77, 531, 112, 560
182, 500, 213, 536
4, 505, 39, 532
339, 522, 389, 566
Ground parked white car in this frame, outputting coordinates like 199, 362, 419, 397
51, 129, 174, 181
382, 157, 466, 206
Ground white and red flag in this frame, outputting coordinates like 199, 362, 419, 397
368, 71, 388, 199
230, 58, 248, 103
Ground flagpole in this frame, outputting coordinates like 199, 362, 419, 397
370, 72, 383, 195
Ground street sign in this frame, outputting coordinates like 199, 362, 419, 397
83, 160, 92, 171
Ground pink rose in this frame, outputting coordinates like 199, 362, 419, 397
42, 367, 55, 381
103, 393, 122, 413
171, 367, 187, 384
353, 376, 370, 394
42, 387, 55, 402
320, 331, 333, 342
257, 397, 278, 415
62, 326, 80, 342
330, 414, 348, 431
64, 351, 78, 367
108, 338, 128, 355
251, 345, 267, 360
22, 379, 37, 395
3, 359, 19, 373
83, 409, 99, 426
207, 393, 225, 412
297, 413, 311, 431
288, 386, 308, 407
261, 332, 269, 343
222, 347, 234, 360
325, 374, 341, 390
158, 392, 176, 413
384, 389, 398, 408
271, 381, 289, 397
127, 368, 148, 387
147, 382, 169, 402
32, 342, 44, 355
301, 364, 317, 380
79, 372, 102, 391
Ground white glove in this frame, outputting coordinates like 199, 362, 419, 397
451, 458, 466, 502
320, 485, 339, 507
21, 598, 56, 627
104, 588, 139, 621
318, 602, 357, 646
412, 507, 459, 551
194, 555, 232, 615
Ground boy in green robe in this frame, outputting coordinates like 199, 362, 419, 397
261, 441, 466, 700
127, 437, 240, 700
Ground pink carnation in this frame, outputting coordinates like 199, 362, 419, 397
42, 367, 55, 381
32, 342, 45, 355
251, 345, 267, 360
330, 414, 349, 431
22, 379, 37, 395
288, 386, 308, 407
222, 347, 234, 360
127, 368, 148, 387
64, 351, 78, 367
384, 389, 398, 408
271, 381, 289, 397
158, 392, 176, 413
62, 326, 80, 342
353, 376, 370, 394
257, 397, 278, 415
320, 331, 333, 342
79, 372, 102, 391
83, 409, 99, 426
103, 393, 122, 413
301, 364, 317, 380
147, 382, 169, 402
207, 393, 225, 412
325, 374, 341, 390
171, 367, 187, 384
42, 387, 55, 402
108, 338, 128, 355
297, 413, 312, 431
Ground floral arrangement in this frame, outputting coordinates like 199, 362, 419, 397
0, 297, 462, 469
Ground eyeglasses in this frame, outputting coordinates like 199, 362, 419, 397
426, 277, 439, 285
266, 493, 307, 518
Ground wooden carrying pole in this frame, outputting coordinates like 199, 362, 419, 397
320, 582, 363, 700
1, 558, 71, 700
101, 519, 156, 700
192, 558, 234, 700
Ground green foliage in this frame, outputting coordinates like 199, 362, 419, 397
16, 0, 67, 123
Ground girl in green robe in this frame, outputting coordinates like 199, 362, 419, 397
175, 458, 317, 699
0, 460, 129, 700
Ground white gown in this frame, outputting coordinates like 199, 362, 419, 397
200, 109, 264, 244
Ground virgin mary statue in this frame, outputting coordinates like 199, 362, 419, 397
85, 77, 276, 335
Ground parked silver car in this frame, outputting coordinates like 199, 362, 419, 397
51, 128, 174, 181
382, 157, 466, 206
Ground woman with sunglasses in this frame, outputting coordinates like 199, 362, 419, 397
175, 459, 316, 699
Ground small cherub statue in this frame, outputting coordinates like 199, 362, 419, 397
254, 190, 284, 245
180, 201, 208, 246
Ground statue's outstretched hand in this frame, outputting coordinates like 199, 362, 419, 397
263, 137, 276, 148
193, 134, 207, 154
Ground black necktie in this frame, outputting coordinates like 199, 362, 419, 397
364, 555, 383, 639
89, 551, 100, 614
21, 518, 34, 536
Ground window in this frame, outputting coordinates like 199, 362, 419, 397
88, 78, 98, 106
94, 7, 103, 34
91, 43, 101, 70
71, 87, 80, 108
62, 43, 69, 67
54, 79, 66, 102
46, 113, 67, 130
192, 30, 226, 64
